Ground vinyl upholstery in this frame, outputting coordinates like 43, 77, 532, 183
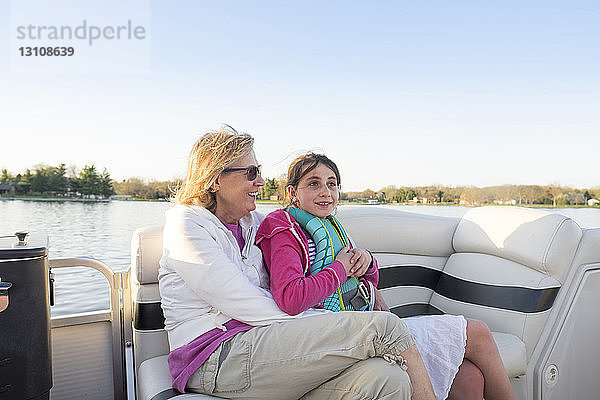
131, 206, 583, 399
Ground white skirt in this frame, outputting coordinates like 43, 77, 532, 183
404, 315, 468, 400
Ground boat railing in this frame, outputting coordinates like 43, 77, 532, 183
49, 257, 132, 400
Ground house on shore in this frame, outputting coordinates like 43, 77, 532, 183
0, 182, 26, 196
494, 199, 517, 205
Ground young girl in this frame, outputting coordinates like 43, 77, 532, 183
256, 153, 515, 400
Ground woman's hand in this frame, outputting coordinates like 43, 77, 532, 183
334, 246, 355, 277
372, 287, 391, 312
348, 248, 372, 278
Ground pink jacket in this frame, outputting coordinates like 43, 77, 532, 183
256, 209, 379, 316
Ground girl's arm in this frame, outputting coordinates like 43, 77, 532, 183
347, 235, 380, 286
361, 251, 379, 286
259, 230, 347, 315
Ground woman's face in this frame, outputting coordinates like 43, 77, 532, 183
291, 163, 339, 218
213, 150, 265, 224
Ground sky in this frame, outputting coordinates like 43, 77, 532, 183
1, 1, 598, 192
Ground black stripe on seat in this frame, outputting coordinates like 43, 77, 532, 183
150, 388, 181, 400
436, 274, 559, 313
390, 303, 444, 318
379, 265, 442, 290
133, 301, 165, 331
379, 265, 559, 313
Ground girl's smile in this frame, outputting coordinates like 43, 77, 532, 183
291, 163, 339, 218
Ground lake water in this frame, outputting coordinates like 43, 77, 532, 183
1, 199, 599, 317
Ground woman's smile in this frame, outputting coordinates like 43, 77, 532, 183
214, 151, 265, 224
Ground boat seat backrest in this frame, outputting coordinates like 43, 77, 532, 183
436, 207, 582, 358
337, 207, 459, 317
130, 225, 169, 373
452, 207, 582, 282
340, 206, 583, 360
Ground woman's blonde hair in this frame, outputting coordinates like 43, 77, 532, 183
174, 125, 254, 212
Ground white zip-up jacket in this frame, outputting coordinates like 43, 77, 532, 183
158, 204, 325, 351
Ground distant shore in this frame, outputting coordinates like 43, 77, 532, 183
0, 196, 110, 203
1, 196, 597, 208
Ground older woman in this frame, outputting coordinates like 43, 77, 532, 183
158, 126, 437, 399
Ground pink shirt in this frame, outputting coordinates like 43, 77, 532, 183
223, 221, 245, 251
256, 209, 379, 316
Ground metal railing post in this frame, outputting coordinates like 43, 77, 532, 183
49, 258, 127, 400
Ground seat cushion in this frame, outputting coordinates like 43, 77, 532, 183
453, 206, 581, 282
337, 206, 459, 257
138, 355, 221, 400
377, 253, 448, 317
131, 225, 164, 284
492, 332, 527, 378
136, 337, 524, 399
132, 281, 169, 373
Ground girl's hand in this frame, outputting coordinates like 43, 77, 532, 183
334, 246, 354, 277
349, 248, 372, 277
372, 287, 391, 312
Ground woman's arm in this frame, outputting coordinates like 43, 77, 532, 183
259, 230, 347, 315
164, 216, 316, 325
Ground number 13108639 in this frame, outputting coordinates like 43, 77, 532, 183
19, 47, 75, 56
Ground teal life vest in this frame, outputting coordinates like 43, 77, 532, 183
287, 207, 370, 312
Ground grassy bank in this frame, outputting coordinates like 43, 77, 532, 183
0, 196, 110, 202
2, 196, 598, 208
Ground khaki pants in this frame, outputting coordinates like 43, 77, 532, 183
186, 311, 415, 400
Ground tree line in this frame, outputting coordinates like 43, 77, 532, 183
259, 176, 599, 207
349, 184, 600, 206
1, 164, 114, 198
0, 164, 182, 200
0, 164, 181, 200
2, 165, 598, 205
113, 178, 179, 200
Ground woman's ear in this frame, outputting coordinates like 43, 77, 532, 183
211, 176, 221, 193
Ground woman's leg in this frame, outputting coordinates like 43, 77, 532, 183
401, 344, 438, 400
300, 357, 411, 400
462, 318, 515, 400
447, 359, 484, 400
186, 311, 435, 400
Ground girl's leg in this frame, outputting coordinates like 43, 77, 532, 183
463, 318, 515, 400
447, 359, 484, 400
186, 311, 435, 400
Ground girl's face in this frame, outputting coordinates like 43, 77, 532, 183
290, 163, 339, 218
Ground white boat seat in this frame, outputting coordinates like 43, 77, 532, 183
138, 355, 219, 400
339, 206, 583, 398
491, 332, 527, 378
131, 226, 221, 399
130, 206, 585, 400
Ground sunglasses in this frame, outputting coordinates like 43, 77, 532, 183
222, 165, 261, 181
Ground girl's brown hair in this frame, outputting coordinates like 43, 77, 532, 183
174, 125, 254, 212
284, 153, 341, 206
